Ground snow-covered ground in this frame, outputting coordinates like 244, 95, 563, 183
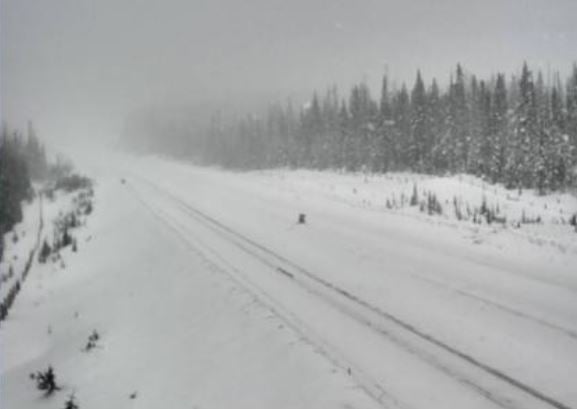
0, 197, 42, 303
2, 154, 577, 409
1, 169, 379, 409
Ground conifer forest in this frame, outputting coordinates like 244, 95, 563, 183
129, 63, 577, 193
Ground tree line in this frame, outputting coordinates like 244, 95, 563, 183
0, 122, 49, 261
126, 63, 577, 193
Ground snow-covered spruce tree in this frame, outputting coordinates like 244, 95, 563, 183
393, 84, 411, 170
505, 63, 537, 189
306, 93, 324, 168
425, 79, 443, 173
264, 103, 286, 168
337, 101, 352, 170
549, 96, 574, 190
299, 93, 323, 168
450, 64, 470, 173
566, 64, 577, 163
410, 71, 428, 172
24, 121, 49, 181
321, 86, 341, 170
375, 74, 394, 172
467, 76, 484, 176
489, 74, 509, 183
476, 80, 494, 178
533, 71, 550, 194
347, 83, 378, 171
532, 73, 571, 193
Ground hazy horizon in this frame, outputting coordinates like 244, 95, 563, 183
2, 0, 576, 148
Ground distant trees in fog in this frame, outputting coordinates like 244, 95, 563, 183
0, 122, 49, 261
126, 63, 577, 192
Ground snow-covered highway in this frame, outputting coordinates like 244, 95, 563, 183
124, 157, 577, 409
3, 155, 577, 409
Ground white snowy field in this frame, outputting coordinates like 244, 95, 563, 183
2, 154, 577, 409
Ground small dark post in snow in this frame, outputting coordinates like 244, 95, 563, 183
298, 213, 306, 224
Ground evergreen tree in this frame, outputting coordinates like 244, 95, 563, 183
410, 70, 427, 171
506, 63, 538, 188
450, 64, 469, 172
376, 75, 394, 172
337, 100, 353, 170
489, 73, 509, 182
393, 84, 411, 170
427, 79, 444, 172
475, 80, 493, 177
24, 121, 48, 180
566, 64, 577, 162
0, 126, 33, 261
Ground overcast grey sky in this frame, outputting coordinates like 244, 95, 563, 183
1, 0, 576, 146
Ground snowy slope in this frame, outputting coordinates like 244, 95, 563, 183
1, 197, 42, 302
1, 173, 379, 409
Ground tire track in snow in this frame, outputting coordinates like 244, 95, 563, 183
404, 273, 577, 341
131, 175, 574, 409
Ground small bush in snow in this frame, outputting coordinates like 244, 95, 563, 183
298, 213, 306, 224
38, 240, 51, 263
30, 366, 59, 395
453, 197, 463, 221
426, 193, 442, 215
410, 184, 419, 206
520, 210, 541, 225
61, 228, 73, 248
63, 393, 79, 409
419, 201, 426, 213
494, 215, 507, 225
478, 197, 498, 225
84, 201, 93, 215
55, 174, 92, 193
569, 214, 577, 229
83, 330, 100, 351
